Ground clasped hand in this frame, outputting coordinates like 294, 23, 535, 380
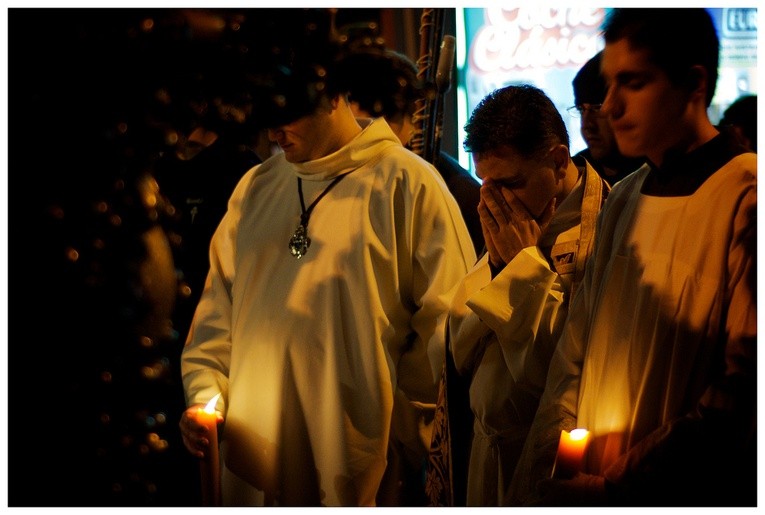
179, 404, 224, 458
478, 180, 556, 269
532, 471, 608, 506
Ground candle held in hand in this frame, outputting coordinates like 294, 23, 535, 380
197, 393, 221, 506
551, 428, 590, 479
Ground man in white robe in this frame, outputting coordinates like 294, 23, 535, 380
425, 84, 609, 506
507, 8, 756, 506
178, 35, 476, 506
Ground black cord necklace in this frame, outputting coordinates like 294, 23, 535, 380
288, 174, 349, 259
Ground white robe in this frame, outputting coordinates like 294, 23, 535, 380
448, 162, 607, 505
508, 152, 757, 505
181, 118, 476, 506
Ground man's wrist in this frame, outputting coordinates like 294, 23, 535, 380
489, 259, 505, 278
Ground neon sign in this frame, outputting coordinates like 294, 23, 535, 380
470, 7, 605, 73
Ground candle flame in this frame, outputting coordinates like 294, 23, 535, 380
203, 393, 221, 414
570, 428, 589, 441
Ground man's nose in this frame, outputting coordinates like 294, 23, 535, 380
581, 111, 600, 127
601, 89, 621, 120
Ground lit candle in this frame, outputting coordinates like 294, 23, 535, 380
551, 428, 590, 479
197, 393, 221, 506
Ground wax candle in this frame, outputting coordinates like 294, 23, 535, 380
551, 428, 590, 479
197, 393, 221, 506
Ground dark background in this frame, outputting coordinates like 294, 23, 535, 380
7, 8, 459, 507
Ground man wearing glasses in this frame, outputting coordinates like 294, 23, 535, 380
569, 51, 644, 187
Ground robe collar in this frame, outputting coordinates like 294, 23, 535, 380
641, 128, 750, 197
290, 117, 400, 182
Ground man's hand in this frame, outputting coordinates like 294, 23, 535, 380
179, 404, 224, 458
532, 472, 608, 506
478, 180, 556, 270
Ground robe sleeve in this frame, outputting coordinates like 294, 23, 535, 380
503, 258, 592, 505
466, 246, 564, 392
394, 168, 476, 404
388, 166, 477, 462
180, 169, 255, 413
447, 254, 493, 375
452, 245, 574, 507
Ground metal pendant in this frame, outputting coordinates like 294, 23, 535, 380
288, 223, 311, 259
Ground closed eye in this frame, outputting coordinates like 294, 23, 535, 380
496, 179, 523, 190
614, 71, 651, 91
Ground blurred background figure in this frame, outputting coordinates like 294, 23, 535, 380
337, 27, 484, 255
27, 168, 185, 506
146, 10, 267, 349
9, 9, 208, 506
719, 94, 757, 152
570, 51, 645, 187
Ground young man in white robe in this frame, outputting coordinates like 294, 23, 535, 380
507, 8, 756, 506
177, 28, 476, 506
425, 84, 610, 506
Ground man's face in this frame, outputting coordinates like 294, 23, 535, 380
601, 39, 690, 165
267, 106, 334, 163
473, 144, 558, 220
580, 106, 619, 162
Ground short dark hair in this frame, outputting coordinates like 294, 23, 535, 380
720, 94, 757, 151
573, 51, 606, 106
247, 8, 346, 129
602, 8, 720, 107
464, 84, 569, 157
337, 49, 422, 123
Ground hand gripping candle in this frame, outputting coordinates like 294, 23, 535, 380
551, 428, 590, 479
197, 393, 222, 506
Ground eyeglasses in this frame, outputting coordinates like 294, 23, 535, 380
567, 103, 603, 118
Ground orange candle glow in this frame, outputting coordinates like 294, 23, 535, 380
197, 393, 221, 506
551, 428, 590, 479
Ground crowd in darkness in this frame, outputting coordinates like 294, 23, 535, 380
8, 7, 754, 509
9, 8, 379, 506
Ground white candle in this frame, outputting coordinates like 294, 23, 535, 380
551, 428, 590, 479
196, 393, 221, 506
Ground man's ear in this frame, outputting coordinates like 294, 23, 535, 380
321, 94, 342, 112
686, 65, 708, 99
551, 144, 570, 178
